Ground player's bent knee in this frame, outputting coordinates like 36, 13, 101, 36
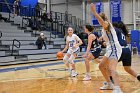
63, 55, 69, 64
99, 62, 106, 69
124, 67, 131, 72
68, 55, 75, 64
68, 58, 74, 64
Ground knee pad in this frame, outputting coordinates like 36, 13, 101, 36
68, 55, 75, 64
63, 55, 69, 64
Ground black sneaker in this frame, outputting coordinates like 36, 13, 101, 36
137, 75, 140, 81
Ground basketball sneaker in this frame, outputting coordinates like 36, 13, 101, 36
71, 70, 78, 77
83, 74, 91, 81
137, 74, 140, 81
113, 86, 123, 93
100, 82, 113, 90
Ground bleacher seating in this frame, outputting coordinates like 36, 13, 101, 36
0, 13, 67, 65
0, 0, 87, 65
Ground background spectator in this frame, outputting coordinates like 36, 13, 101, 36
36, 33, 47, 49
132, 41, 138, 55
13, 0, 19, 16
35, 3, 41, 18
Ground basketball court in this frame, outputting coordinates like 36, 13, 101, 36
0, 0, 140, 93
0, 55, 140, 93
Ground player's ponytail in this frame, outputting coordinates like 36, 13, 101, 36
118, 21, 129, 36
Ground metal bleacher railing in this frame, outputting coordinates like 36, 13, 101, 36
0, 31, 2, 38
11, 39, 21, 56
0, 2, 84, 36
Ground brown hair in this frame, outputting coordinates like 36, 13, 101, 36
118, 21, 129, 36
99, 12, 107, 21
99, 12, 110, 32
85, 25, 94, 32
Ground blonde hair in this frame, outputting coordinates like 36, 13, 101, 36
64, 27, 74, 38
99, 12, 107, 21
99, 12, 111, 32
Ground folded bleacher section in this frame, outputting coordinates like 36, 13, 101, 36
0, 2, 84, 65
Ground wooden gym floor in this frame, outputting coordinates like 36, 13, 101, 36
0, 55, 140, 93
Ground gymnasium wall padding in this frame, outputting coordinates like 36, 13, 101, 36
0, 0, 38, 16
20, 0, 38, 7
131, 30, 140, 52
0, 0, 15, 12
20, 0, 38, 16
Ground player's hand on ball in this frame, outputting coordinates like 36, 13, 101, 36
60, 51, 63, 53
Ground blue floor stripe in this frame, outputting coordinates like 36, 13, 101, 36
0, 60, 84, 73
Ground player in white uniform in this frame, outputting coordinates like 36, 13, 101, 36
91, 3, 123, 93
61, 27, 83, 77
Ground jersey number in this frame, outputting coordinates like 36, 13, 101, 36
70, 43, 73, 47
121, 33, 126, 40
70, 40, 75, 47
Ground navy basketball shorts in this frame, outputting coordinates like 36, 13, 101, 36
119, 47, 131, 66
90, 48, 101, 59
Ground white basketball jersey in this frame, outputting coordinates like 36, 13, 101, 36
102, 22, 122, 60
66, 34, 81, 50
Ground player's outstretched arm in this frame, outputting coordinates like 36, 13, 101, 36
90, 3, 108, 30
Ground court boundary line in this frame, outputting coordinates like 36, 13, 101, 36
0, 59, 84, 73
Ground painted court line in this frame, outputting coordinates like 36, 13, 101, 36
0, 59, 84, 73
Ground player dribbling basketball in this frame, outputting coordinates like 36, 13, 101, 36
61, 27, 83, 77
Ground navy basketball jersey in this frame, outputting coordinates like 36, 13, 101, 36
115, 28, 127, 46
89, 33, 100, 49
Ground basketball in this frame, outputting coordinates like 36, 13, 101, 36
56, 52, 64, 59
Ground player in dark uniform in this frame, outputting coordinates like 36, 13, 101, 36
114, 21, 140, 81
83, 25, 101, 80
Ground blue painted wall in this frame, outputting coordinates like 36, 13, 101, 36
20, 0, 38, 16
0, 0, 15, 12
20, 0, 38, 7
0, 0, 14, 3
0, 0, 38, 15
131, 30, 140, 52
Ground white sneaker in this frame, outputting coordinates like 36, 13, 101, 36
113, 86, 123, 93
71, 70, 78, 77
100, 82, 113, 90
83, 74, 91, 81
